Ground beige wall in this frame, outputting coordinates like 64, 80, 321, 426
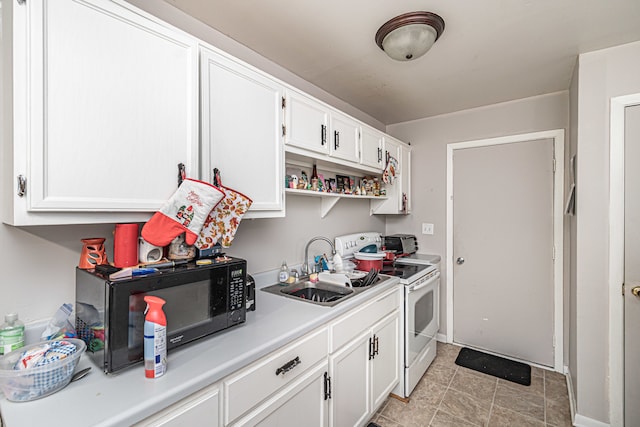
572, 40, 640, 424
386, 91, 569, 342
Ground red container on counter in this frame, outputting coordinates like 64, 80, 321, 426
352, 257, 383, 272
114, 223, 139, 268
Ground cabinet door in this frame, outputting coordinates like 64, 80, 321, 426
371, 312, 400, 411
360, 126, 384, 169
134, 383, 220, 427
401, 144, 412, 214
329, 112, 360, 163
26, 0, 198, 212
234, 361, 329, 427
201, 47, 284, 218
285, 90, 330, 156
371, 138, 402, 214
329, 331, 371, 427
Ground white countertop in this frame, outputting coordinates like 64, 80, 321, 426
0, 273, 399, 427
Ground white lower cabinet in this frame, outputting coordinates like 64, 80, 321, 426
223, 327, 328, 425
134, 383, 221, 427
329, 287, 401, 427
329, 330, 371, 427
371, 314, 400, 410
329, 311, 400, 427
233, 361, 329, 427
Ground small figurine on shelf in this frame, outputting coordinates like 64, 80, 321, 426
290, 174, 299, 189
299, 171, 308, 190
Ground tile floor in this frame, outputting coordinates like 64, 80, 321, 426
369, 342, 573, 427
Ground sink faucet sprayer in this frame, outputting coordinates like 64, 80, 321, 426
302, 236, 336, 274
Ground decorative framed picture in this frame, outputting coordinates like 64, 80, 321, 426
336, 175, 350, 193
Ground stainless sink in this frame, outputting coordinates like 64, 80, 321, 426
261, 273, 388, 307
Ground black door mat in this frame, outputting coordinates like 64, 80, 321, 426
455, 347, 531, 386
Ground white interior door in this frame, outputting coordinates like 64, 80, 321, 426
452, 138, 555, 367
624, 104, 640, 426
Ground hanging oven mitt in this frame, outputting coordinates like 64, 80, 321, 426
196, 169, 253, 249
142, 178, 225, 247
382, 153, 399, 184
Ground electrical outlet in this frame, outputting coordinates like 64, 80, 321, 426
422, 223, 434, 235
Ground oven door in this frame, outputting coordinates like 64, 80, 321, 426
404, 272, 440, 366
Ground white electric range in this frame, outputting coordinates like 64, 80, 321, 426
334, 232, 440, 398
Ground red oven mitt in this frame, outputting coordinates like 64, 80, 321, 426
142, 178, 225, 247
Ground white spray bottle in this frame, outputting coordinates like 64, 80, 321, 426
143, 296, 167, 378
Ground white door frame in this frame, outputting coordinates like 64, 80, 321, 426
446, 129, 565, 372
609, 93, 640, 427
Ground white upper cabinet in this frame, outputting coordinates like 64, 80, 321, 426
329, 111, 360, 164
360, 126, 384, 170
401, 140, 412, 214
284, 89, 396, 175
371, 136, 412, 215
2, 0, 199, 225
200, 46, 285, 218
285, 89, 330, 156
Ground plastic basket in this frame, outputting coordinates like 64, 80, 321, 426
0, 338, 86, 402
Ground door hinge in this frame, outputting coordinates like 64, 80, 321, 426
552, 246, 556, 260
281, 96, 286, 109
17, 175, 26, 197
323, 372, 331, 400
622, 283, 625, 296
282, 124, 286, 137
553, 158, 556, 173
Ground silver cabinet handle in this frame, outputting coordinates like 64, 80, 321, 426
456, 257, 465, 265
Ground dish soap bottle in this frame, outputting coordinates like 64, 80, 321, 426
278, 261, 290, 284
0, 313, 25, 355
143, 296, 167, 379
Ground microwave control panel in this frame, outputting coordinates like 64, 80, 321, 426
228, 265, 246, 313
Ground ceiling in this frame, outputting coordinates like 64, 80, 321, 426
164, 0, 640, 125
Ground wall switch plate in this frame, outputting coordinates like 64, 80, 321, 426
422, 223, 434, 235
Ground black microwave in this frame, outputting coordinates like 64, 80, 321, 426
75, 258, 247, 374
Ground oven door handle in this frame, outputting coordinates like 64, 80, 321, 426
408, 272, 440, 293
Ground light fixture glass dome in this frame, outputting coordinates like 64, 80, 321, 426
382, 23, 438, 61
375, 11, 445, 62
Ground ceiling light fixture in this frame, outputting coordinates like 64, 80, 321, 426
375, 11, 445, 61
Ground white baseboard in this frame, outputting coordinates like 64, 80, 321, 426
565, 366, 611, 427
573, 414, 610, 427
436, 333, 447, 343
565, 365, 577, 425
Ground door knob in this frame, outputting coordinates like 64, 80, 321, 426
456, 257, 465, 265
632, 286, 640, 297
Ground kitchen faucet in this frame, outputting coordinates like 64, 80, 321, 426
302, 236, 336, 274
